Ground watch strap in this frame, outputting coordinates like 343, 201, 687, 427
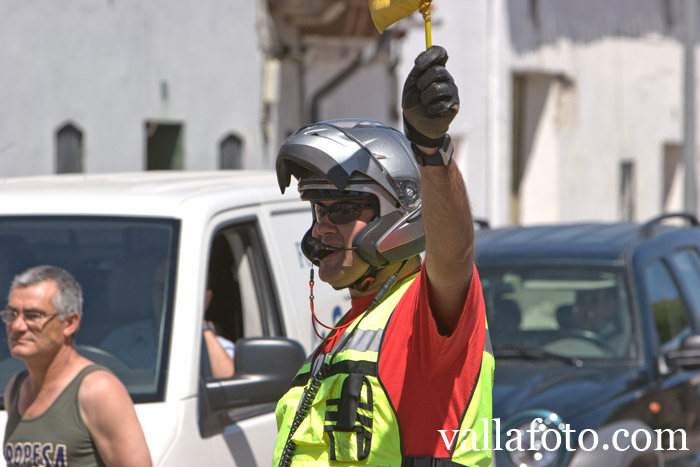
411, 135, 454, 167
203, 321, 217, 333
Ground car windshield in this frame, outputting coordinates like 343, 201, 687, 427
480, 266, 637, 361
0, 216, 179, 404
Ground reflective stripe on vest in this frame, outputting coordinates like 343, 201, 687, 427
273, 274, 493, 466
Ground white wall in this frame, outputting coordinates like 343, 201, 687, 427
303, 37, 397, 126
0, 0, 269, 176
511, 36, 684, 223
394, 1, 492, 221
5, 0, 696, 228
384, 0, 695, 226
503, 0, 694, 224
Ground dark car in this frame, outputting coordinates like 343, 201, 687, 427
476, 213, 700, 467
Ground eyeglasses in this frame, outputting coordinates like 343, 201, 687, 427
0, 309, 59, 329
312, 202, 374, 225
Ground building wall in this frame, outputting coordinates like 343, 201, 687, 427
395, 1, 492, 221
303, 37, 397, 126
0, 0, 269, 176
503, 0, 694, 224
386, 0, 697, 226
3, 0, 697, 228
511, 36, 684, 223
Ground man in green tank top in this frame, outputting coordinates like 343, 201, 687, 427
2, 265, 151, 466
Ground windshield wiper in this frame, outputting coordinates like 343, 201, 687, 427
494, 347, 583, 367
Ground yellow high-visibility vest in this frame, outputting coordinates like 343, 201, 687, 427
273, 274, 494, 466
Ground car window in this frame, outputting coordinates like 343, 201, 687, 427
0, 216, 179, 404
480, 267, 635, 360
203, 222, 282, 346
645, 259, 692, 352
199, 221, 284, 382
670, 248, 700, 329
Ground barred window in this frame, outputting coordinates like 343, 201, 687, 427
56, 122, 84, 174
219, 133, 243, 169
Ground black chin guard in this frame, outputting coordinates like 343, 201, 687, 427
301, 223, 381, 291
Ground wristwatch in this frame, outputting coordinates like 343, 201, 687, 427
203, 321, 217, 333
411, 134, 454, 167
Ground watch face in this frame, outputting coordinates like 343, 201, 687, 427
440, 135, 454, 165
411, 136, 453, 166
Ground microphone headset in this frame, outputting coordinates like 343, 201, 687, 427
301, 227, 378, 291
305, 236, 356, 261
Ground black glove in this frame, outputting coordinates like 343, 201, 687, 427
402, 45, 459, 147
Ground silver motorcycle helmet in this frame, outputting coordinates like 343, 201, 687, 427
276, 119, 425, 271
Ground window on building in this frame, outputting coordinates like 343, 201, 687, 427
56, 122, 84, 174
145, 122, 183, 170
663, 144, 683, 212
219, 133, 243, 169
619, 160, 635, 222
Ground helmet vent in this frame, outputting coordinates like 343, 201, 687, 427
396, 179, 420, 208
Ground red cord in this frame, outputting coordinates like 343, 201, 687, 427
309, 268, 353, 340
308, 263, 418, 341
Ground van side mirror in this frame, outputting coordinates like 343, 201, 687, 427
198, 337, 306, 437
666, 334, 700, 370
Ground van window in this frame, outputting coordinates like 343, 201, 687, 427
201, 222, 282, 379
0, 216, 179, 405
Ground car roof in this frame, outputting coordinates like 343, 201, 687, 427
475, 222, 652, 265
0, 171, 300, 217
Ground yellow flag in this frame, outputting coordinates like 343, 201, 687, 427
368, 0, 423, 33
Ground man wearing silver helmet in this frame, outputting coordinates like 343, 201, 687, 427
273, 46, 493, 467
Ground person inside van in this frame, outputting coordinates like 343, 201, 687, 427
101, 257, 235, 377
202, 287, 235, 378
572, 286, 628, 354
573, 287, 618, 334
100, 256, 167, 368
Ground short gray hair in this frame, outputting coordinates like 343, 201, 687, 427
10, 265, 83, 321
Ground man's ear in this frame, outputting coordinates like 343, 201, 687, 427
63, 312, 81, 338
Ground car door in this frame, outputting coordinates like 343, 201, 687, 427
196, 202, 349, 466
197, 216, 285, 467
665, 246, 700, 457
639, 253, 700, 461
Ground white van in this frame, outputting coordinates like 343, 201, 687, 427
0, 171, 349, 466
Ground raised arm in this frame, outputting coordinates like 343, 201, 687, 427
79, 370, 152, 467
402, 46, 474, 335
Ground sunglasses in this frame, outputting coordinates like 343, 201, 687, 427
312, 202, 374, 225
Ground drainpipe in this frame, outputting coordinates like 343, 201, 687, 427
309, 32, 392, 123
683, 0, 697, 214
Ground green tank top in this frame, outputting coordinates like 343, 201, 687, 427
4, 364, 108, 467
